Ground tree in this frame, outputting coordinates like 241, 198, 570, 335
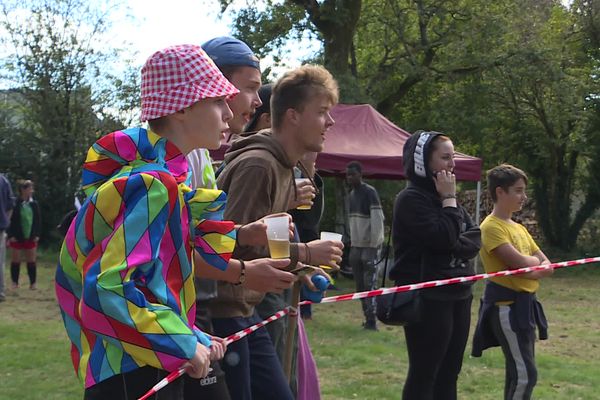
222, 0, 600, 250
219, 0, 364, 101
0, 0, 133, 242
222, 0, 520, 106
397, 1, 600, 250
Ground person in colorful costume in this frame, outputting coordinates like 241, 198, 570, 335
55, 44, 295, 400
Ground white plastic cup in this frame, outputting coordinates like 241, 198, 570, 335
295, 178, 313, 210
320, 231, 342, 242
319, 231, 343, 270
265, 216, 290, 259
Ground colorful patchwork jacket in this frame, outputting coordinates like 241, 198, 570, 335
55, 128, 235, 388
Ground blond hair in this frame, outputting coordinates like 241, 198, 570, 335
271, 65, 339, 129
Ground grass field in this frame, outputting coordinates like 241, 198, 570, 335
1, 251, 599, 399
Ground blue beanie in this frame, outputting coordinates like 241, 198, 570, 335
202, 36, 260, 70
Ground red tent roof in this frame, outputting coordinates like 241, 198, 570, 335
210, 104, 482, 181
318, 104, 482, 181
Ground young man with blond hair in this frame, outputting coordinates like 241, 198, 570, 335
213, 64, 344, 400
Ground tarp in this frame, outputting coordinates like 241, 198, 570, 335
316, 104, 482, 181
210, 103, 482, 182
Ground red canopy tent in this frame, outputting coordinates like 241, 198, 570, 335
210, 104, 482, 182
316, 104, 482, 181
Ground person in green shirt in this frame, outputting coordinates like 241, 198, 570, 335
7, 180, 41, 290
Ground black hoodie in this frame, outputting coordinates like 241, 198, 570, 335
389, 131, 481, 300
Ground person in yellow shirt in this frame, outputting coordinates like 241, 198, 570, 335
472, 164, 553, 400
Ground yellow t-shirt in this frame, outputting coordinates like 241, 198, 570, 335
480, 214, 540, 293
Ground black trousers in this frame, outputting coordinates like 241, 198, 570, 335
212, 313, 294, 400
183, 300, 231, 400
402, 295, 473, 400
84, 366, 183, 400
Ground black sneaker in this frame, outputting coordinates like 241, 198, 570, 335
363, 320, 378, 331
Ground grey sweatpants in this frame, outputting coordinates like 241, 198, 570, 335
349, 246, 378, 323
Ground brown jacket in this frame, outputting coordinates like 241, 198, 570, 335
211, 131, 298, 318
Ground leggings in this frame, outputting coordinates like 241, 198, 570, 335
84, 366, 183, 400
402, 295, 473, 400
183, 300, 231, 400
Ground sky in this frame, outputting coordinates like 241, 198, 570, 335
110, 0, 233, 63
107, 0, 320, 77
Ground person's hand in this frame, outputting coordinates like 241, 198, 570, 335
244, 258, 296, 293
209, 336, 227, 361
288, 179, 315, 210
535, 260, 554, 278
433, 170, 456, 199
238, 213, 294, 247
184, 343, 211, 379
524, 268, 553, 280
306, 239, 344, 268
299, 267, 332, 291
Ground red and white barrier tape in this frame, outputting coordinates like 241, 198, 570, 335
138, 368, 186, 400
138, 308, 292, 400
139, 256, 599, 399
302, 256, 600, 306
223, 308, 291, 345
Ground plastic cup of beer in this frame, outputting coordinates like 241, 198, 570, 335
319, 231, 342, 269
295, 178, 313, 210
265, 216, 290, 259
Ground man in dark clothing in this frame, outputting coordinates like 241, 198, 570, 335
0, 173, 15, 302
290, 152, 325, 322
346, 161, 384, 330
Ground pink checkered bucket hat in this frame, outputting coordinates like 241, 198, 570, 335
140, 44, 239, 121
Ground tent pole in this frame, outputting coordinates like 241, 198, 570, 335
475, 180, 482, 225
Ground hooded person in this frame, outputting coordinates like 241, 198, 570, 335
389, 131, 481, 400
242, 83, 273, 135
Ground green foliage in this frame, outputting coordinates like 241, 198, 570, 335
221, 0, 363, 101
0, 0, 137, 245
228, 2, 314, 64
223, 0, 600, 250
399, 2, 600, 249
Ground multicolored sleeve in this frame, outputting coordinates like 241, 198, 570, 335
79, 173, 199, 372
186, 187, 236, 271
